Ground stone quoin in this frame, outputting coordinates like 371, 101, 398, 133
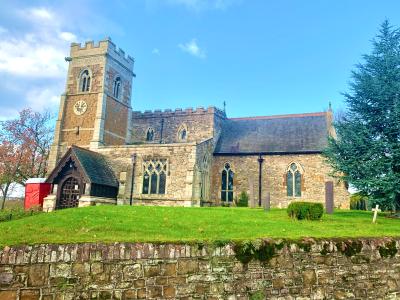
43, 38, 350, 210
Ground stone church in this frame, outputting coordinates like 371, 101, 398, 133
43, 38, 349, 211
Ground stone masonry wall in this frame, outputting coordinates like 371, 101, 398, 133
129, 107, 225, 145
96, 144, 198, 206
211, 154, 349, 208
0, 238, 399, 299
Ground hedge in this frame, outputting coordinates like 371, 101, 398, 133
287, 201, 324, 220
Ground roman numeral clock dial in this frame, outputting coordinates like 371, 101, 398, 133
73, 100, 88, 116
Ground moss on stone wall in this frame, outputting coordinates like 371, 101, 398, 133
378, 240, 398, 258
336, 240, 363, 257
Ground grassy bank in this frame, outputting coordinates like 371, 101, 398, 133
0, 206, 399, 247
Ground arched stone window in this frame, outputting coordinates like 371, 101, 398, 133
113, 76, 121, 99
142, 159, 167, 194
146, 128, 154, 141
177, 124, 188, 141
79, 69, 91, 92
286, 163, 302, 197
221, 163, 234, 202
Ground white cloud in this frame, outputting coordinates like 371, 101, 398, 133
0, 37, 68, 78
179, 39, 206, 59
152, 48, 160, 55
26, 87, 60, 109
59, 32, 77, 42
29, 7, 54, 20
0, 6, 79, 119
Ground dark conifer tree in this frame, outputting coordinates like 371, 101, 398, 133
324, 20, 400, 211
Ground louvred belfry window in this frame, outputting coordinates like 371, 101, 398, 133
142, 159, 167, 194
80, 69, 91, 92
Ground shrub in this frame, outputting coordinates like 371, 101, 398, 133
287, 202, 323, 220
350, 193, 368, 210
236, 191, 249, 207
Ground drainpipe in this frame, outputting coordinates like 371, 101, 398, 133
258, 154, 264, 207
129, 154, 137, 206
160, 118, 164, 143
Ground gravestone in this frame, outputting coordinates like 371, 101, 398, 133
372, 204, 381, 223
263, 192, 270, 211
325, 181, 334, 214
248, 178, 255, 208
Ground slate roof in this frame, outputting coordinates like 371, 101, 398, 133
214, 112, 330, 154
47, 146, 119, 187
72, 146, 119, 187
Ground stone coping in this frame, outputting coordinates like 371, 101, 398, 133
1, 238, 399, 265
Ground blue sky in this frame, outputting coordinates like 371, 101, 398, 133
0, 0, 400, 120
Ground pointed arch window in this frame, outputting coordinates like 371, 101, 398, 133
80, 69, 91, 92
287, 163, 302, 197
178, 125, 187, 141
221, 163, 234, 202
113, 76, 121, 99
146, 128, 154, 141
142, 159, 167, 195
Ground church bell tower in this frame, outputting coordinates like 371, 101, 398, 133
47, 38, 135, 172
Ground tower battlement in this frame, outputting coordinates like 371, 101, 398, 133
131, 106, 226, 119
70, 38, 134, 70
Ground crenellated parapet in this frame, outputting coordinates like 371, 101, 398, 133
70, 38, 134, 71
131, 106, 226, 119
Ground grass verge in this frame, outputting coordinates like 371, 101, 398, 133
0, 206, 399, 247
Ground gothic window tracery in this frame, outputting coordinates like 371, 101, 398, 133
146, 128, 155, 141
79, 69, 91, 92
221, 162, 234, 202
113, 76, 121, 99
286, 162, 302, 197
142, 159, 167, 195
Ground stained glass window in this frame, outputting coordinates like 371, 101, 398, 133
178, 125, 188, 141
142, 172, 150, 194
287, 171, 293, 197
146, 128, 154, 141
142, 159, 168, 194
221, 163, 234, 202
287, 163, 302, 197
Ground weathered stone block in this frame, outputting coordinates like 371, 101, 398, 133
147, 286, 162, 298
72, 262, 90, 276
123, 289, 137, 300
137, 288, 146, 299
303, 269, 317, 286
50, 263, 71, 278
123, 264, 142, 280
161, 263, 176, 276
28, 264, 49, 287
90, 262, 103, 275
0, 290, 17, 300
163, 285, 176, 298
143, 265, 159, 277
177, 260, 198, 274
20, 289, 40, 300
0, 271, 13, 287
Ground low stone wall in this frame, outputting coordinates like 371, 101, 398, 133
0, 238, 399, 299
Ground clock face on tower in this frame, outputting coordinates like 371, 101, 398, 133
73, 100, 88, 116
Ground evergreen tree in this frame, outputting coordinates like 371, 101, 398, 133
324, 20, 400, 211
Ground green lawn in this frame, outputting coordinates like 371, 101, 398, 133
0, 206, 399, 247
